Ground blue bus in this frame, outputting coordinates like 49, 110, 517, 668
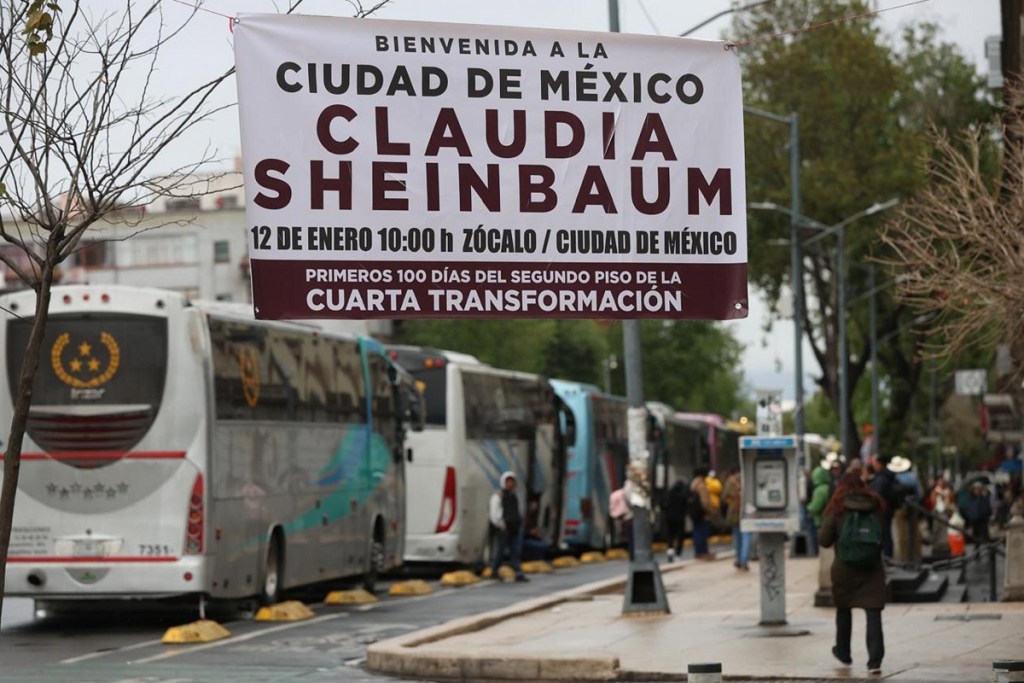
550, 380, 630, 550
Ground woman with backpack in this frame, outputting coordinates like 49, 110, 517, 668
818, 471, 887, 676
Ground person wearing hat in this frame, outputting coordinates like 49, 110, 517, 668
869, 455, 904, 558
888, 456, 923, 563
488, 471, 529, 582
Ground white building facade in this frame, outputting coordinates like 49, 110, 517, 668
5, 171, 391, 338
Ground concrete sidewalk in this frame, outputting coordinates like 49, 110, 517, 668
367, 554, 1024, 681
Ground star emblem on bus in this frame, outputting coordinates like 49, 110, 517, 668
239, 346, 261, 408
50, 332, 121, 389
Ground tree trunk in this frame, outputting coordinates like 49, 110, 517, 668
0, 264, 55, 622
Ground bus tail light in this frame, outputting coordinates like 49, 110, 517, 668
185, 474, 204, 555
435, 466, 457, 533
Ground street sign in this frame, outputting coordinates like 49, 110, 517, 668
234, 15, 748, 320
955, 369, 987, 396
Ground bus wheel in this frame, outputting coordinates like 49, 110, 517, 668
363, 526, 385, 594
261, 534, 283, 605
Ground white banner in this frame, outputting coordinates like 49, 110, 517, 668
234, 14, 748, 319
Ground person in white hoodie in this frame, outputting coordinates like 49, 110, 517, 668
489, 471, 529, 582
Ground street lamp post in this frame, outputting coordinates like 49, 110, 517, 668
608, 0, 668, 617
868, 263, 879, 458
752, 199, 899, 458
744, 108, 804, 453
603, 354, 618, 394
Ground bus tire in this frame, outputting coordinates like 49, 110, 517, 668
363, 520, 385, 594
261, 533, 283, 606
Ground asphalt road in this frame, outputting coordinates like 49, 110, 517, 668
0, 559, 637, 683
2, 537, 995, 683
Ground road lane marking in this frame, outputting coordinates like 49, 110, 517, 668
132, 613, 348, 664
61, 637, 165, 664
58, 575, 528, 666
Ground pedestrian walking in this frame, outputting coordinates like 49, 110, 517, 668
689, 467, 717, 560
663, 479, 689, 561
706, 470, 723, 528
818, 471, 887, 675
965, 481, 992, 545
805, 457, 834, 558
723, 468, 750, 570
869, 455, 904, 558
488, 471, 529, 582
609, 484, 635, 560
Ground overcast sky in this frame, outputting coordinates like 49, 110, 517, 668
160, 0, 1001, 402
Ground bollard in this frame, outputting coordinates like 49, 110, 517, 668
992, 660, 1024, 682
687, 662, 722, 683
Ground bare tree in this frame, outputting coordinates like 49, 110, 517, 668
878, 100, 1021, 368
0, 0, 397, 620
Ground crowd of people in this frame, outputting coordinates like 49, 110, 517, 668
803, 450, 1023, 676
799, 451, 1023, 562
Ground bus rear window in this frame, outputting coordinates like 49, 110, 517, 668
7, 314, 168, 460
413, 367, 446, 426
386, 348, 447, 426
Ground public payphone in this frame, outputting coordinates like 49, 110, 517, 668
739, 436, 801, 534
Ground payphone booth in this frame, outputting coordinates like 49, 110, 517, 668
739, 436, 801, 534
740, 435, 801, 626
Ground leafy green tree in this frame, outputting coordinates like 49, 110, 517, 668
606, 321, 745, 415
540, 320, 606, 385
399, 319, 554, 374
732, 0, 992, 456
399, 317, 746, 415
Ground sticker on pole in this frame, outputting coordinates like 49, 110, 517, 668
234, 14, 748, 319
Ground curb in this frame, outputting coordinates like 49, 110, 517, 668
366, 557, 697, 681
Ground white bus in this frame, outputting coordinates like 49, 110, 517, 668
385, 346, 566, 565
1, 285, 418, 609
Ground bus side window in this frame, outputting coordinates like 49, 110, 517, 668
560, 402, 576, 446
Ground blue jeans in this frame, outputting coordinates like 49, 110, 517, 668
806, 518, 820, 556
732, 524, 752, 566
692, 519, 711, 556
491, 527, 524, 575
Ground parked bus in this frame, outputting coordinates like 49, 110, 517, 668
674, 412, 744, 476
647, 402, 704, 539
1, 285, 418, 609
385, 346, 566, 565
550, 380, 629, 550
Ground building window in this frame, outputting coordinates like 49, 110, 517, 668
214, 240, 230, 263
75, 242, 108, 267
165, 197, 201, 212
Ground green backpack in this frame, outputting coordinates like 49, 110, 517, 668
837, 509, 883, 569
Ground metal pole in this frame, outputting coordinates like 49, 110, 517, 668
611, 0, 667, 614
929, 360, 937, 475
869, 263, 879, 457
790, 114, 805, 450
837, 227, 849, 458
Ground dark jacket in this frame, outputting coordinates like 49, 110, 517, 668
665, 481, 689, 523
818, 491, 887, 610
870, 468, 902, 514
